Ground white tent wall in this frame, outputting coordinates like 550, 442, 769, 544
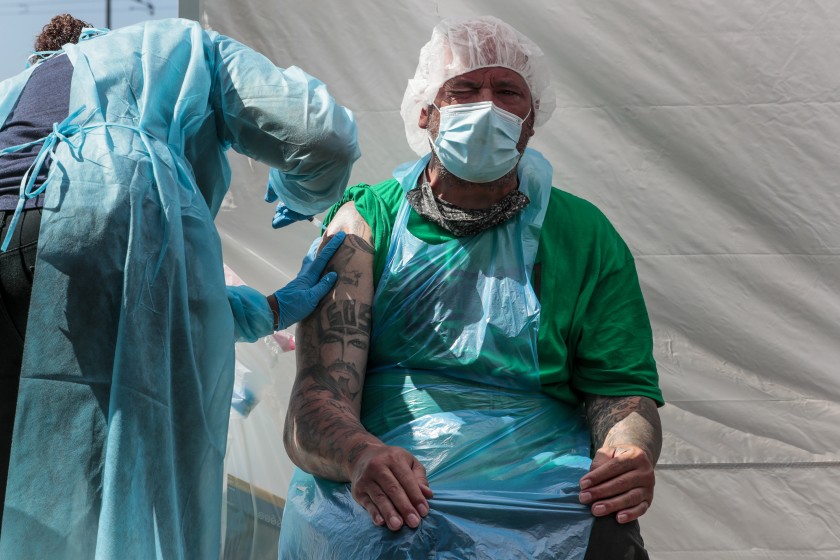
198, 1, 840, 557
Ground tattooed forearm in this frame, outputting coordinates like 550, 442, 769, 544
285, 399, 372, 479
287, 304, 377, 479
288, 382, 370, 478
584, 395, 662, 465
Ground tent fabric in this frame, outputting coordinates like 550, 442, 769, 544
203, 1, 840, 557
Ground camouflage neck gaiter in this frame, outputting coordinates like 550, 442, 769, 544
406, 177, 530, 237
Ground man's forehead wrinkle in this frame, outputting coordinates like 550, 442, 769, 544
443, 70, 529, 91
492, 77, 527, 89
447, 76, 481, 88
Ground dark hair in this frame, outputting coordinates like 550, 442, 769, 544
33, 14, 92, 53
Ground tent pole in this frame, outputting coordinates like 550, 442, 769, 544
178, 0, 202, 22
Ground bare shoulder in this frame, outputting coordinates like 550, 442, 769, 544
325, 202, 373, 248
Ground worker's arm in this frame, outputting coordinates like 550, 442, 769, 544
206, 31, 360, 218
284, 201, 432, 531
225, 233, 345, 342
579, 395, 662, 524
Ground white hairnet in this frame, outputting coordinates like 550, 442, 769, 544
401, 15, 555, 155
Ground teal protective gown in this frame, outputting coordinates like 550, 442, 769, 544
0, 19, 358, 559
279, 151, 594, 559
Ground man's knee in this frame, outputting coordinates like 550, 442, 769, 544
584, 515, 649, 560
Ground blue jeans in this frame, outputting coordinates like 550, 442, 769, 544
0, 206, 40, 533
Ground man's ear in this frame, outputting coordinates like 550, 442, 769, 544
527, 105, 536, 138
419, 106, 430, 129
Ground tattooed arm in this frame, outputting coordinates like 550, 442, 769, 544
283, 201, 375, 479
578, 395, 662, 524
284, 201, 432, 531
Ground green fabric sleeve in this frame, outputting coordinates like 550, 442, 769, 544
570, 259, 662, 404
537, 189, 663, 406
322, 179, 402, 285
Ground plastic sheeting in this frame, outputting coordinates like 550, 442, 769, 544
204, 1, 840, 558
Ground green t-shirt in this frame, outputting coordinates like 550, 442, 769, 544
324, 178, 664, 407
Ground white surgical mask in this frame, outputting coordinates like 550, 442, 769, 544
431, 101, 528, 183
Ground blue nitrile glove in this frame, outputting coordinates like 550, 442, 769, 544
273, 231, 346, 330
265, 187, 314, 229
231, 384, 258, 417
273, 205, 314, 229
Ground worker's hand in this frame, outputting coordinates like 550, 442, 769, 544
265, 188, 314, 229
578, 444, 655, 524
349, 444, 434, 532
273, 204, 314, 229
272, 231, 345, 330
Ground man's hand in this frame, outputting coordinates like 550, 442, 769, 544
579, 443, 655, 524
349, 444, 433, 531
581, 395, 662, 524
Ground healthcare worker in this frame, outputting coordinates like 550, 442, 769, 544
280, 16, 663, 559
0, 14, 359, 559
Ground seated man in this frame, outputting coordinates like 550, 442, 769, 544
280, 15, 663, 560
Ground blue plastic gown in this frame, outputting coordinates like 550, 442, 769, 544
279, 151, 595, 559
0, 19, 358, 559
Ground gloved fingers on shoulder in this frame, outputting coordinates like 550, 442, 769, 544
305, 271, 339, 306
306, 230, 346, 273
316, 230, 346, 260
